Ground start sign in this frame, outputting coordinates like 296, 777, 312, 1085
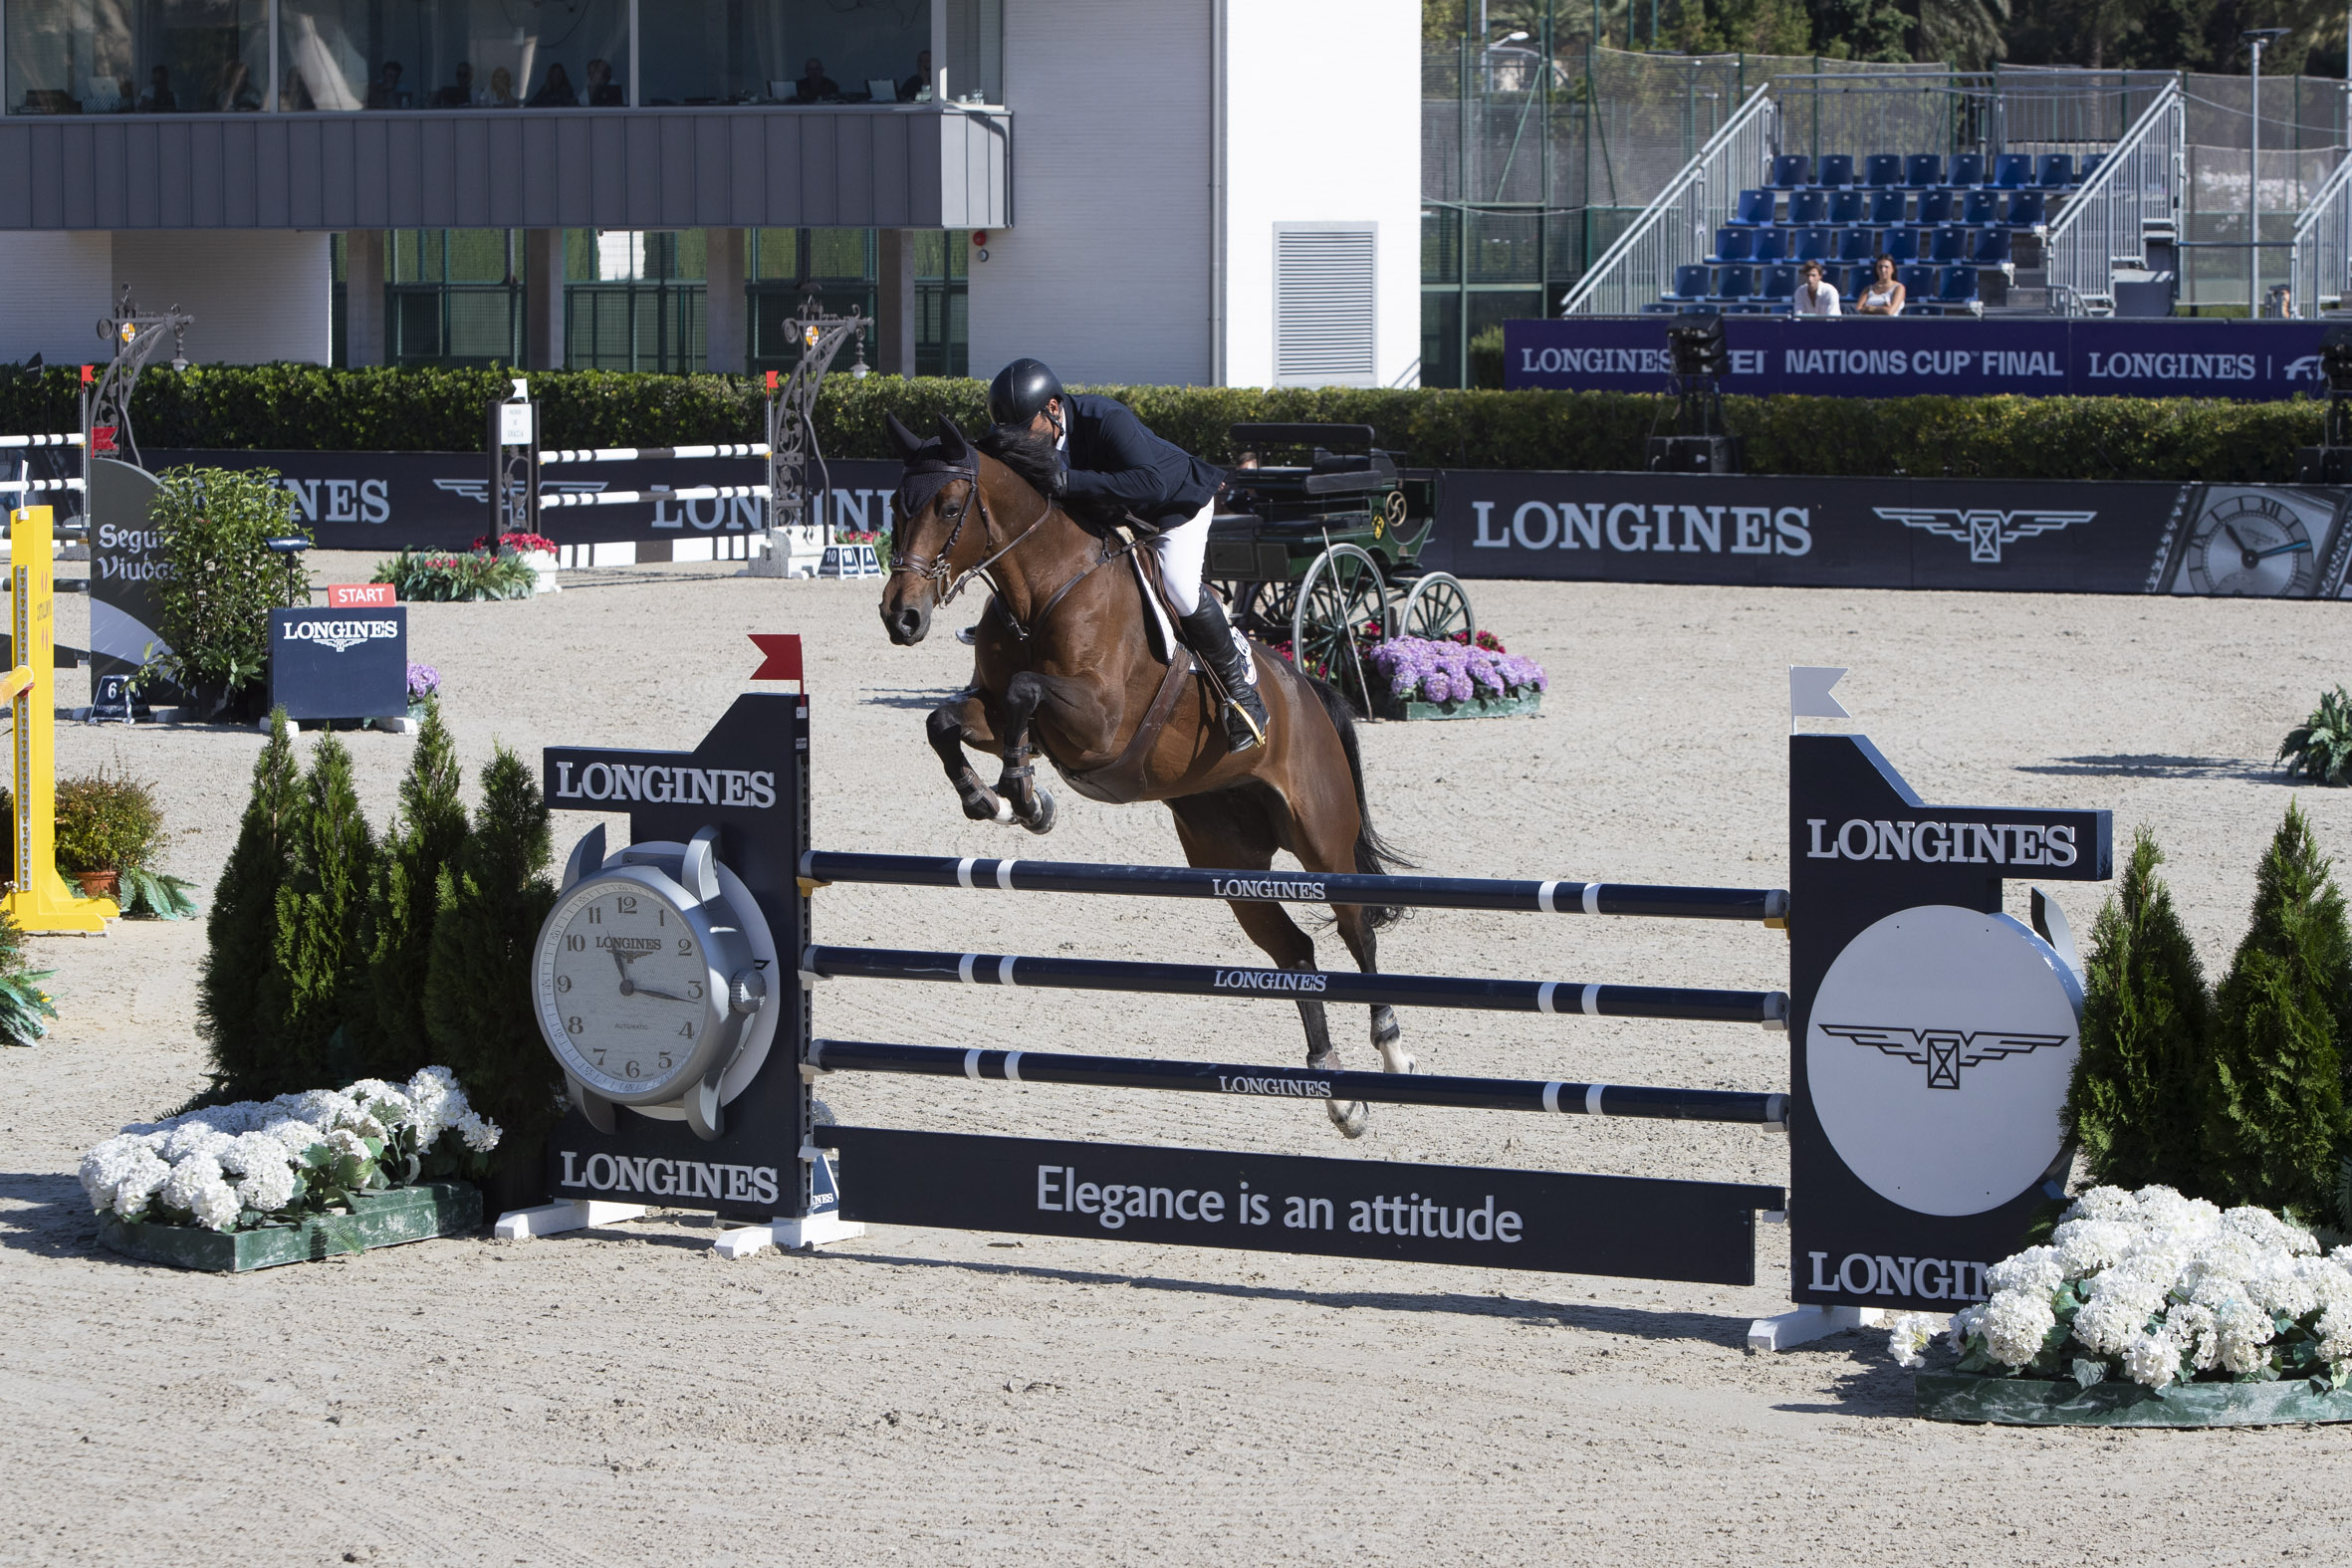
269, 606, 408, 720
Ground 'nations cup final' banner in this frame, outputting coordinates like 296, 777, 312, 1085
1503, 317, 2331, 400
1420, 471, 2352, 598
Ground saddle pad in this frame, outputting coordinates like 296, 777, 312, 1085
1129, 550, 1177, 664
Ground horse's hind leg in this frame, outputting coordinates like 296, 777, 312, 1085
926, 692, 1013, 823
1167, 792, 1368, 1139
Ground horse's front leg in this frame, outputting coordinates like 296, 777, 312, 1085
926, 690, 1013, 823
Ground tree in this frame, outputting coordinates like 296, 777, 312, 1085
200, 709, 300, 1098
270, 732, 377, 1090
424, 746, 561, 1169
2062, 829, 2215, 1193
362, 698, 469, 1078
2200, 802, 2352, 1220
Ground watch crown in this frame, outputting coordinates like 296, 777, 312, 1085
729, 968, 768, 1015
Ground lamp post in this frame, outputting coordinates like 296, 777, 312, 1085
2244, 29, 2289, 315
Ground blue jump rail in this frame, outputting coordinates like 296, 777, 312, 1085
799, 945, 1790, 1029
800, 851, 1789, 926
809, 1038, 1789, 1125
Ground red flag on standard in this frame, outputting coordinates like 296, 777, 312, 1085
750, 633, 804, 683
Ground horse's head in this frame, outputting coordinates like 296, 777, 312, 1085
878, 412, 985, 646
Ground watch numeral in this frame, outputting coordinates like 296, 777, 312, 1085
555, 974, 572, 994
592, 1049, 605, 1065
617, 895, 638, 916
658, 908, 666, 926
687, 981, 704, 1000
624, 1058, 641, 1079
677, 938, 693, 955
565, 934, 586, 952
678, 1021, 695, 1039
567, 1015, 584, 1034
587, 905, 601, 925
658, 1052, 672, 1069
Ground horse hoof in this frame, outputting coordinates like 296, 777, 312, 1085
1020, 788, 1058, 835
962, 790, 1006, 823
1328, 1098, 1369, 1138
1377, 1039, 1417, 1075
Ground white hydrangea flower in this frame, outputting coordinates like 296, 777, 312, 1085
2122, 1330, 2182, 1389
261, 1117, 327, 1160
1948, 1303, 1986, 1355
2316, 1306, 2352, 1367
2246, 1255, 2320, 1320
234, 1158, 297, 1214
1987, 1245, 2064, 1299
2214, 1299, 2275, 1376
2220, 1205, 2318, 1257
2163, 1303, 2220, 1373
1982, 1288, 2057, 1369
160, 1122, 230, 1163
109, 1147, 174, 1220
187, 1174, 243, 1232
2066, 1186, 2136, 1224
158, 1153, 227, 1216
1885, 1312, 1941, 1370
453, 1111, 501, 1154
325, 1127, 371, 1163
2050, 1218, 2134, 1279
2071, 1281, 2162, 1357
2070, 1357, 2108, 1388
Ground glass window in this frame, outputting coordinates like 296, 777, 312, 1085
943, 0, 998, 107
8, 0, 267, 114
747, 227, 877, 367
635, 0, 929, 107
278, 0, 628, 112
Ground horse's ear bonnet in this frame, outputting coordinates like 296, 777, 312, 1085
894, 411, 980, 521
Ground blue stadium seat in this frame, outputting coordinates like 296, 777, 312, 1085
1732, 188, 1776, 226
1814, 153, 1856, 189
1662, 264, 1712, 304
1972, 228, 2012, 265
1709, 264, 1755, 305
1961, 190, 2001, 226
1898, 264, 1938, 303
1930, 227, 1970, 264
2004, 190, 2047, 228
1938, 265, 1981, 310
1771, 154, 1810, 189
1946, 152, 1986, 189
1991, 153, 2034, 189
1708, 227, 1754, 264
1751, 229, 1789, 264
1827, 188, 1865, 226
1904, 153, 1944, 188
1793, 227, 1834, 263
1838, 228, 1877, 263
2079, 152, 2105, 183
2036, 153, 2076, 189
1868, 188, 1909, 227
1757, 265, 1799, 306
1861, 153, 1903, 188
1916, 188, 1954, 226
1883, 229, 1922, 264
1785, 189, 1827, 227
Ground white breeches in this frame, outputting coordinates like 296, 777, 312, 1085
1150, 502, 1215, 617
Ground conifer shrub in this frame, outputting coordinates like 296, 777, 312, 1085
2063, 830, 2215, 1194
199, 710, 300, 1098
2200, 803, 2352, 1221
362, 700, 467, 1078
268, 732, 377, 1090
423, 746, 560, 1168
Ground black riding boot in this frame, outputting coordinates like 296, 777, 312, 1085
1180, 597, 1271, 753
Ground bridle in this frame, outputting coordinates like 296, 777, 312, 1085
890, 450, 1137, 644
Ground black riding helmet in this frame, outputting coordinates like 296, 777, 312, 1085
987, 357, 1064, 430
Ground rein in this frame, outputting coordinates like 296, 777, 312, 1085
891, 459, 1140, 644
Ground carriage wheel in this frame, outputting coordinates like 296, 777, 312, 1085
1398, 572, 1475, 646
1291, 545, 1390, 716
1221, 580, 1294, 641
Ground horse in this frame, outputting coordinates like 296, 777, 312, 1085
876, 413, 1413, 1136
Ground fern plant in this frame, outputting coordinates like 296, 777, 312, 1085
2278, 686, 2352, 786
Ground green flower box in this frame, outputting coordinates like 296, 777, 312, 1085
1916, 1369, 2352, 1428
1374, 690, 1543, 722
95, 1181, 482, 1273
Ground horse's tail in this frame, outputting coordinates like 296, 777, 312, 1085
1297, 668, 1411, 931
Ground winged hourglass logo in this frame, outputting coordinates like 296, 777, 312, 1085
1815, 1023, 2074, 1090
1872, 507, 2096, 563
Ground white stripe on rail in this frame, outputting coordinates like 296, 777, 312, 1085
539, 485, 769, 508
538, 444, 771, 464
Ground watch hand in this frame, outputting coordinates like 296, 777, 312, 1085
2224, 524, 2250, 552
2254, 540, 2313, 559
628, 985, 692, 1003
611, 948, 630, 980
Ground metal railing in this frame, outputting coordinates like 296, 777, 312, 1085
2043, 79, 2184, 312
2291, 151, 2352, 318
1558, 87, 1775, 317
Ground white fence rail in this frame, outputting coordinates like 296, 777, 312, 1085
1558, 89, 1776, 318
2042, 80, 2183, 311
2291, 152, 2352, 318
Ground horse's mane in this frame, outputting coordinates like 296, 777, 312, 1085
976, 422, 1060, 501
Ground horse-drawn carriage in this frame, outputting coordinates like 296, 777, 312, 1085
1206, 423, 1471, 712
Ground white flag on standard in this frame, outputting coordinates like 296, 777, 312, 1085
1789, 666, 1849, 722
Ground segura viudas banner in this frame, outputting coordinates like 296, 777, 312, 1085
1419, 471, 2352, 597
1503, 317, 2332, 400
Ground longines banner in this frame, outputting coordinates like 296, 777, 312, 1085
1502, 317, 2332, 400
1420, 471, 2352, 598
144, 450, 902, 552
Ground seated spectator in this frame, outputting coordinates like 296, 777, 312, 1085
432, 62, 477, 107
1792, 260, 1840, 318
488, 66, 519, 108
141, 65, 176, 112
585, 58, 624, 106
532, 63, 578, 107
794, 58, 839, 103
215, 61, 261, 111
1855, 253, 1906, 317
365, 61, 405, 110
898, 50, 933, 102
115, 77, 137, 112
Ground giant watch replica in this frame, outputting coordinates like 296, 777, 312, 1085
534, 825, 772, 1140
2183, 492, 2316, 596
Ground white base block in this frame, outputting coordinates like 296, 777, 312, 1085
492, 1200, 649, 1239
1747, 1303, 1885, 1353
712, 1212, 866, 1259
742, 526, 825, 578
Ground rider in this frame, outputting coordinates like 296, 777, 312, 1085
986, 357, 1272, 753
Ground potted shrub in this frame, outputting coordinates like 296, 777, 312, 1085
50, 766, 194, 915
406, 662, 441, 722
147, 466, 309, 724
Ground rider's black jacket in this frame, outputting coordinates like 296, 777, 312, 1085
1058, 392, 1224, 531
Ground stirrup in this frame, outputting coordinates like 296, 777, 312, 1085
1223, 689, 1269, 752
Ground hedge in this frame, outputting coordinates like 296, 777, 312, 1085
0, 361, 2324, 482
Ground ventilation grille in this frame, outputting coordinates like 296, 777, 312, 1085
1274, 224, 1376, 387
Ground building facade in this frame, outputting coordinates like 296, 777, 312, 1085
0, 0, 1417, 388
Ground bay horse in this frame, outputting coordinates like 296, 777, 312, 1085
876, 413, 1411, 1137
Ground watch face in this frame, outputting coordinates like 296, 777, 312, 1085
537, 871, 723, 1102
2185, 493, 2317, 596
